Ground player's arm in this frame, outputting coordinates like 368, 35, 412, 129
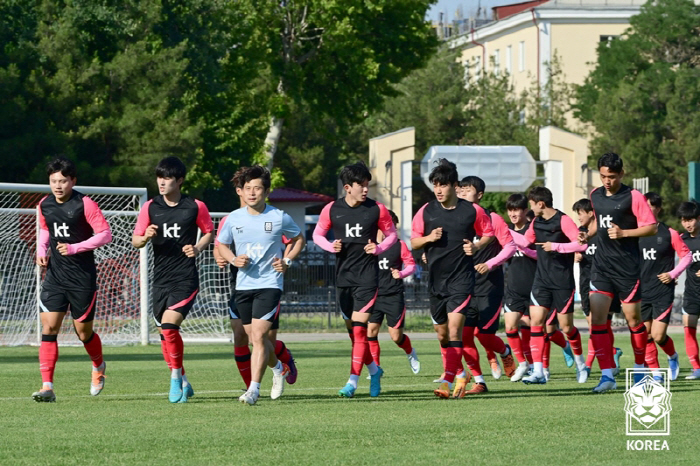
213, 216, 230, 268
59, 197, 112, 256
660, 228, 693, 283
410, 204, 441, 250
392, 240, 417, 279
132, 201, 157, 248
609, 190, 658, 239
312, 202, 341, 253
273, 214, 306, 273
541, 216, 588, 253
369, 204, 397, 255
182, 200, 215, 258
463, 204, 495, 256
37, 198, 49, 267
478, 214, 517, 273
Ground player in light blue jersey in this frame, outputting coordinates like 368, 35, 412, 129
217, 165, 305, 405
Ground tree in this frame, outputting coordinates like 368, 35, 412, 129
575, 0, 700, 222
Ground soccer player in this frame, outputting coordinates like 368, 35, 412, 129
32, 156, 112, 402
572, 198, 623, 378
503, 193, 538, 382
313, 161, 397, 398
580, 153, 656, 393
639, 192, 689, 382
517, 187, 588, 384
678, 201, 700, 379
455, 176, 517, 394
217, 165, 305, 405
367, 210, 420, 375
213, 170, 298, 389
412, 159, 495, 398
132, 156, 214, 403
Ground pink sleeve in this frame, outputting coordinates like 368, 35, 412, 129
38, 196, 48, 231
214, 215, 228, 247
484, 214, 516, 269
133, 200, 153, 236
521, 245, 538, 260
83, 197, 110, 234
195, 200, 214, 234
524, 220, 536, 244
486, 240, 516, 270
65, 230, 112, 255
551, 241, 587, 253
398, 240, 417, 278
669, 228, 693, 280
510, 229, 533, 249
560, 215, 580, 243
473, 204, 494, 237
312, 202, 337, 253
37, 228, 50, 258
411, 204, 428, 239
631, 189, 656, 227
374, 203, 397, 255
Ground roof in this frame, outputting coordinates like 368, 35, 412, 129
267, 187, 334, 204
493, 0, 550, 20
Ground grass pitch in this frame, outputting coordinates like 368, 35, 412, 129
0, 337, 696, 465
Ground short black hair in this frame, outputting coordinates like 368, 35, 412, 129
645, 192, 662, 210
572, 198, 592, 213
388, 209, 399, 225
428, 158, 458, 186
231, 168, 245, 189
506, 193, 528, 210
339, 161, 371, 186
527, 186, 553, 208
239, 165, 271, 190
156, 156, 187, 179
597, 152, 623, 173
46, 156, 77, 179
526, 210, 535, 221
678, 201, 700, 219
460, 176, 485, 194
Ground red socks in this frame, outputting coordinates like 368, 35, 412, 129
591, 325, 614, 370
506, 330, 525, 363
461, 326, 482, 376
543, 337, 551, 369
685, 326, 700, 370
396, 334, 413, 354
530, 326, 545, 364
82, 332, 104, 368
548, 330, 567, 349
586, 338, 595, 367
565, 327, 583, 356
520, 326, 533, 364
274, 340, 292, 364
39, 334, 59, 384
161, 325, 184, 370
351, 323, 368, 376
477, 333, 507, 355
234, 345, 251, 388
645, 338, 660, 369
160, 334, 172, 369
607, 317, 615, 347
368, 336, 381, 366
443, 341, 462, 383
629, 323, 648, 365
658, 335, 676, 357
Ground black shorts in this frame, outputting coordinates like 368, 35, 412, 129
530, 286, 575, 314
464, 288, 503, 334
683, 295, 700, 317
236, 288, 282, 325
503, 289, 529, 315
337, 286, 378, 320
590, 268, 640, 304
430, 293, 471, 326
641, 292, 674, 324
228, 292, 239, 320
152, 283, 199, 326
370, 292, 406, 329
40, 282, 97, 323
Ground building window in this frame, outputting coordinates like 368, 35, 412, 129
519, 41, 525, 72
506, 45, 512, 74
493, 49, 500, 76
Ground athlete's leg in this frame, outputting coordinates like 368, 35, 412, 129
367, 322, 382, 367
683, 314, 700, 372
230, 318, 251, 388
38, 311, 66, 391
621, 301, 647, 368
524, 306, 547, 383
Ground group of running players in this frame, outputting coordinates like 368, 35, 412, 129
31, 151, 700, 404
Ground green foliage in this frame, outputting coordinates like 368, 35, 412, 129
575, 0, 700, 224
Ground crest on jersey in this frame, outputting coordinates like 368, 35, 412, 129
624, 368, 672, 436
264, 222, 272, 232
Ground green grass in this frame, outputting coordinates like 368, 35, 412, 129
0, 337, 697, 465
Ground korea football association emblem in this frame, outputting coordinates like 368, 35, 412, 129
264, 222, 273, 233
624, 368, 672, 436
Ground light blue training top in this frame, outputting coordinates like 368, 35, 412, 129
217, 204, 301, 291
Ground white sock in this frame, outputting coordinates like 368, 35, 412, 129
634, 363, 645, 370
93, 362, 105, 372
171, 368, 182, 379
652, 370, 663, 378
347, 374, 359, 388
182, 374, 189, 385
366, 362, 378, 376
518, 361, 528, 368
271, 360, 283, 375
574, 354, 585, 366
43, 382, 53, 390
602, 368, 614, 379
249, 381, 261, 394
474, 375, 485, 383
456, 369, 466, 379
533, 362, 544, 376
500, 346, 511, 358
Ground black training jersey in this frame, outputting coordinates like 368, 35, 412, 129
525, 210, 578, 290
682, 232, 700, 298
378, 240, 414, 295
579, 232, 599, 288
412, 199, 493, 296
640, 223, 688, 300
38, 190, 111, 290
316, 197, 395, 288
506, 222, 537, 297
134, 195, 214, 286
590, 184, 656, 281
472, 211, 511, 296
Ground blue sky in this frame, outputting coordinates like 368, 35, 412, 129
427, 0, 517, 21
